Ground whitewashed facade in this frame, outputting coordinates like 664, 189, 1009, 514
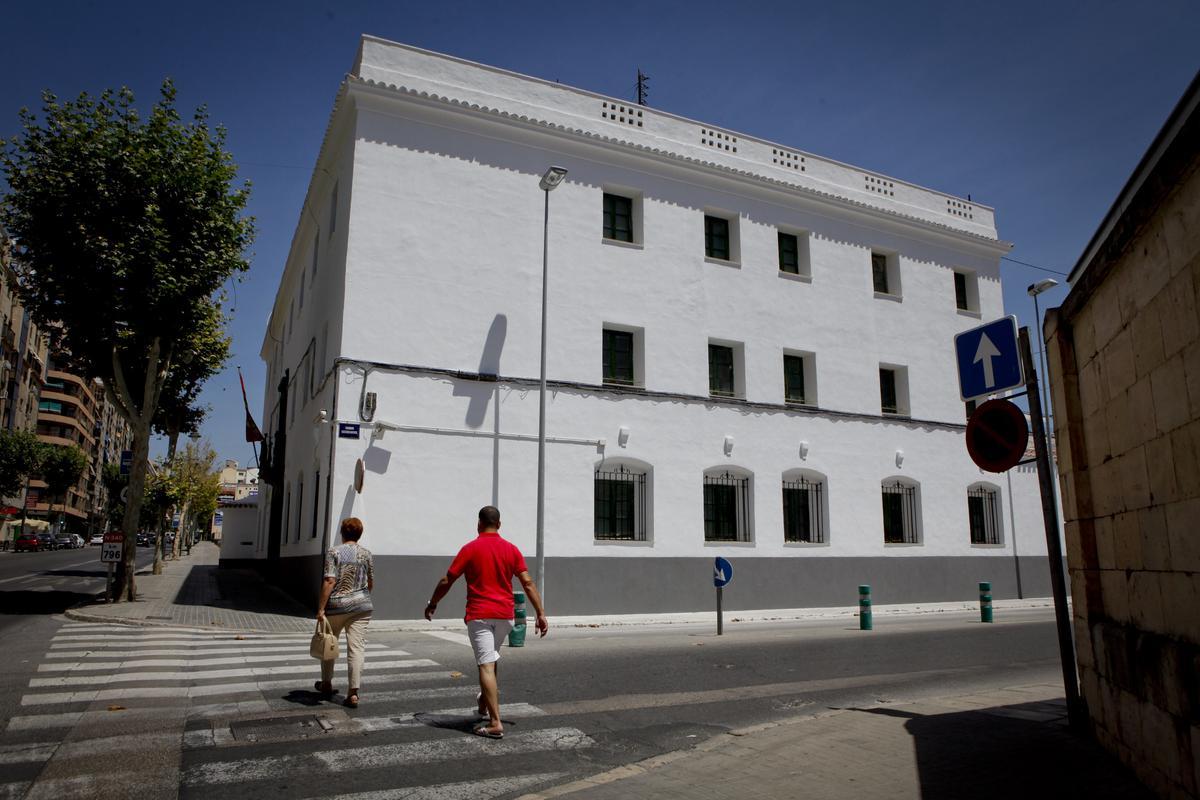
251, 36, 1053, 616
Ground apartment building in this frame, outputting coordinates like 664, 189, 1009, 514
253, 37, 1052, 615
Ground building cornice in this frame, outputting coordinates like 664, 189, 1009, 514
346, 76, 1012, 259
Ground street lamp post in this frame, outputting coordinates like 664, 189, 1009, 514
535, 166, 568, 601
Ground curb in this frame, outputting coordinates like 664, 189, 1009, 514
59, 598, 1059, 634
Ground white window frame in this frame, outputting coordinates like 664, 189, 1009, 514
703, 209, 741, 265
777, 227, 812, 280
782, 349, 817, 407
708, 338, 746, 399
703, 466, 754, 544
882, 477, 922, 545
954, 269, 981, 315
967, 482, 1004, 546
871, 249, 902, 299
879, 363, 910, 417
781, 468, 829, 545
600, 187, 643, 247
593, 458, 653, 545
602, 323, 645, 388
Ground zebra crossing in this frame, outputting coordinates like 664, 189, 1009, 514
0, 622, 593, 799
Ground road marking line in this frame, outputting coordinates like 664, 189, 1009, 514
422, 630, 472, 647
29, 659, 438, 688
0, 741, 57, 765
320, 773, 566, 800
183, 727, 593, 786
46, 644, 391, 658
50, 633, 312, 644
38, 649, 409, 671
20, 669, 449, 705
6, 699, 274, 732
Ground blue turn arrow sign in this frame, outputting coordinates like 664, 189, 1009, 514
713, 557, 733, 588
954, 316, 1024, 401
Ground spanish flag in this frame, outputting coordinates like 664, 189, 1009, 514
238, 367, 265, 443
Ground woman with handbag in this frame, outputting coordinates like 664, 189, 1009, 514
314, 517, 374, 708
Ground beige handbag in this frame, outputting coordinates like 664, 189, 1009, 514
310, 618, 338, 660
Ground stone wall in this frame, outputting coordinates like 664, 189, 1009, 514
1045, 137, 1200, 797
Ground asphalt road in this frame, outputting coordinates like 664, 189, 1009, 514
0, 605, 1066, 799
0, 544, 157, 631
183, 610, 1063, 799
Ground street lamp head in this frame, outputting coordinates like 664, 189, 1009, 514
1027, 278, 1059, 297
539, 166, 568, 192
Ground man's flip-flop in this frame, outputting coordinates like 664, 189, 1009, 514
473, 726, 503, 739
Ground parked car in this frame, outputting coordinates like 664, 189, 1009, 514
89, 533, 103, 546
70, 534, 85, 549
14, 533, 40, 552
54, 534, 73, 549
36, 532, 55, 550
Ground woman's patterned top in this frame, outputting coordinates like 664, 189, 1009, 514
324, 542, 374, 614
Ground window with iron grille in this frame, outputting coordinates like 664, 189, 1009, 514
709, 344, 735, 397
603, 329, 635, 386
782, 477, 824, 543
704, 471, 751, 542
784, 354, 808, 405
705, 215, 730, 260
872, 252, 890, 293
603, 193, 633, 242
595, 465, 646, 541
778, 232, 799, 274
968, 485, 1001, 544
954, 271, 969, 310
882, 481, 919, 543
880, 368, 898, 414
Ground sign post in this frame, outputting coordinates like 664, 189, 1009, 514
1018, 327, 1083, 730
100, 532, 123, 604
713, 557, 733, 635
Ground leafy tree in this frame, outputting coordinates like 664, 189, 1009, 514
154, 301, 228, 459
0, 81, 253, 599
142, 460, 182, 573
166, 439, 217, 560
39, 444, 88, 529
0, 428, 42, 499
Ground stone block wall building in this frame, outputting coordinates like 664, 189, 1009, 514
1045, 72, 1200, 797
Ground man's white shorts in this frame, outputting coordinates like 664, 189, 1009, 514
466, 618, 514, 666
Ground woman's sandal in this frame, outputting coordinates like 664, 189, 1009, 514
313, 681, 337, 697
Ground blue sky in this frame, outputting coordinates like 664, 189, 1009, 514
3, 1, 1198, 466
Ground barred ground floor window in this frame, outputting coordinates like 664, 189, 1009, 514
968, 485, 1001, 544
594, 464, 647, 541
882, 480, 920, 544
782, 476, 825, 543
704, 470, 752, 542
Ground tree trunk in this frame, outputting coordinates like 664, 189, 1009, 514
173, 498, 190, 560
152, 510, 164, 574
114, 422, 151, 601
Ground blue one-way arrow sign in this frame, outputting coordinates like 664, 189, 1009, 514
713, 556, 733, 588
954, 316, 1024, 401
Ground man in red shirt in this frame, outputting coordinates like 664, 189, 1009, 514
424, 505, 548, 739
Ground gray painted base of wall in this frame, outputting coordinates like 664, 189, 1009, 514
270, 555, 1057, 619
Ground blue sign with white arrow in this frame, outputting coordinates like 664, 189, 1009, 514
954, 316, 1024, 401
713, 556, 733, 588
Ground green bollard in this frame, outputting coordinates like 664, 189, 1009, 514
859, 584, 873, 631
508, 591, 527, 647
979, 582, 993, 623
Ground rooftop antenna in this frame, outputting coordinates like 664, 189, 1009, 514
636, 69, 650, 106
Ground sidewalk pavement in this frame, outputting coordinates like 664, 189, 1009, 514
65, 542, 312, 632
518, 684, 1152, 800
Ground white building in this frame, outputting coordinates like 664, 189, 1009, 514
251, 36, 1053, 616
